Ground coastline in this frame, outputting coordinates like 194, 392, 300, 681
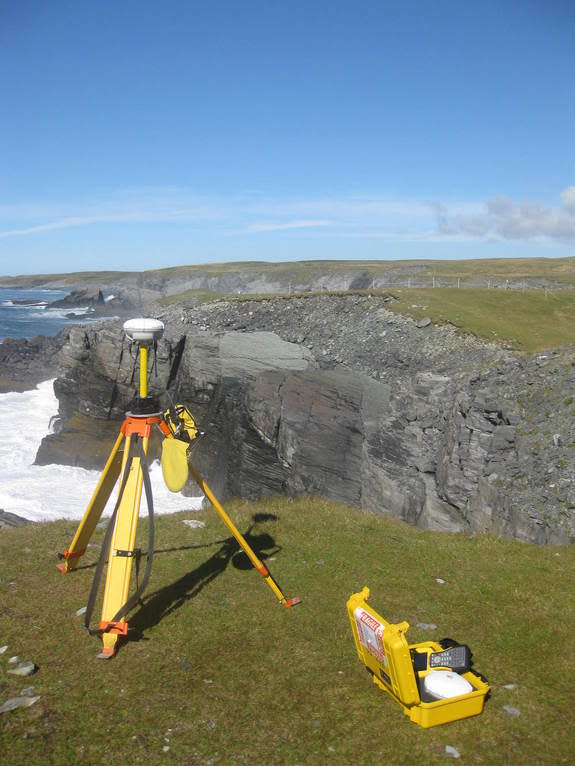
0, 379, 203, 525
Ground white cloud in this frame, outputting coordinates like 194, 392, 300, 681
560, 186, 575, 211
245, 219, 331, 233
434, 188, 575, 243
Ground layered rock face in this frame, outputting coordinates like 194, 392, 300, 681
37, 296, 575, 544
0, 332, 69, 393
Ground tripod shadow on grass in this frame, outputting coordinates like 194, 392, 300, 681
127, 513, 281, 640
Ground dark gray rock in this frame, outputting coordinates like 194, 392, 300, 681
0, 510, 31, 529
37, 294, 575, 544
0, 332, 68, 393
50, 288, 104, 308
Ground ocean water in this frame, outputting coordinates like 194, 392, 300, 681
0, 380, 203, 522
0, 286, 100, 342
0, 288, 203, 522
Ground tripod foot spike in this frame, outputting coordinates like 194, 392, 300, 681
284, 597, 302, 608
96, 649, 116, 660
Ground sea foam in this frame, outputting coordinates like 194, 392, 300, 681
0, 380, 203, 522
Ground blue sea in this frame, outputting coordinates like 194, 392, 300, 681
0, 286, 92, 342
0, 287, 203, 521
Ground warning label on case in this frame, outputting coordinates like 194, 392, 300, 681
354, 607, 387, 664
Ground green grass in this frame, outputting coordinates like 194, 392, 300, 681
159, 289, 226, 306
201, 286, 575, 352
429, 256, 575, 285
1, 497, 574, 765
386, 287, 575, 352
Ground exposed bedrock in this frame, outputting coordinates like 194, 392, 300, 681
0, 331, 69, 393
37, 296, 575, 544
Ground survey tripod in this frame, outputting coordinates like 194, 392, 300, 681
57, 318, 300, 659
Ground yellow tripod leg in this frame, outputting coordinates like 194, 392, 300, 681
188, 464, 301, 608
98, 434, 148, 657
57, 432, 125, 573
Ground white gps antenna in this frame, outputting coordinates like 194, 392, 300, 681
122, 317, 165, 344
122, 318, 165, 403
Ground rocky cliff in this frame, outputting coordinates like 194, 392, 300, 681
0, 332, 69, 393
37, 294, 575, 544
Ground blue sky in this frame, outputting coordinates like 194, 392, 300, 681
0, 1, 574, 274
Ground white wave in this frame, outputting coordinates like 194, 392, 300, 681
3, 303, 35, 310
29, 306, 93, 319
0, 380, 203, 523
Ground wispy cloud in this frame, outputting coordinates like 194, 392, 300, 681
245, 219, 331, 233
0, 186, 574, 244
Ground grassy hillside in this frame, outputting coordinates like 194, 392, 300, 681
430, 256, 575, 285
165, 286, 575, 353
386, 287, 575, 352
3, 256, 575, 288
1, 497, 574, 765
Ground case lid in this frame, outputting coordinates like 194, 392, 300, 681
350, 599, 420, 706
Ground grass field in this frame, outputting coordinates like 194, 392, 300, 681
159, 289, 226, 306
193, 286, 575, 353
386, 287, 575, 352
1, 497, 574, 765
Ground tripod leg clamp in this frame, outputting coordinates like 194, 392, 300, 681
99, 620, 129, 637
56, 547, 87, 573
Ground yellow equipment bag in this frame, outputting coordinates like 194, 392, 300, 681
161, 438, 190, 492
347, 587, 489, 728
163, 404, 198, 443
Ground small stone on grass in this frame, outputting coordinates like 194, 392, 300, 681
8, 661, 37, 677
503, 705, 521, 717
444, 745, 460, 759
0, 696, 41, 714
435, 578, 446, 585
75, 606, 87, 617
182, 519, 205, 529
416, 623, 438, 630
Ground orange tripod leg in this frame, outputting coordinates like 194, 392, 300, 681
97, 415, 161, 658
188, 463, 301, 608
57, 432, 125, 573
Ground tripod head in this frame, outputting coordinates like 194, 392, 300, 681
123, 317, 165, 413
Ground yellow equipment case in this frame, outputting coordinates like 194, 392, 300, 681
347, 587, 489, 728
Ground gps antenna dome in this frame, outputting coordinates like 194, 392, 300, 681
123, 317, 164, 344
